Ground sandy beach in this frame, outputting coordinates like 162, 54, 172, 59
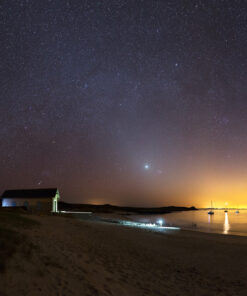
1, 213, 247, 296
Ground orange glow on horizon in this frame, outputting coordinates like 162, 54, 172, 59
185, 175, 247, 209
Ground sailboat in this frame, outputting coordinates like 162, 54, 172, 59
224, 202, 228, 213
208, 201, 214, 215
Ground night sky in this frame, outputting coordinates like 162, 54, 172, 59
1, 0, 247, 207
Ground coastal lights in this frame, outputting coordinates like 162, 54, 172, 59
121, 220, 180, 231
157, 219, 164, 227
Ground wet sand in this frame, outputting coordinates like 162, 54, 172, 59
1, 214, 247, 296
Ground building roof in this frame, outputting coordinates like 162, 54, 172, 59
1, 188, 58, 199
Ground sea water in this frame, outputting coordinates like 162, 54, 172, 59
132, 210, 247, 236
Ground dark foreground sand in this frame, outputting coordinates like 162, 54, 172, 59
1, 214, 247, 296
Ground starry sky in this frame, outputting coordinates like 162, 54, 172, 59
1, 0, 247, 207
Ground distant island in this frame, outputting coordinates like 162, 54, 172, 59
59, 202, 197, 214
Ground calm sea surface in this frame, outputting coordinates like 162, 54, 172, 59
132, 210, 247, 236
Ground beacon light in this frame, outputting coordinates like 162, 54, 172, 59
157, 219, 164, 227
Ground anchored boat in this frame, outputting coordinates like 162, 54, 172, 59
208, 201, 214, 215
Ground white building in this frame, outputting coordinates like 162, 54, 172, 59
1, 188, 60, 213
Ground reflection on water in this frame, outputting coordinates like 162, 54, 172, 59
224, 212, 230, 234
208, 213, 214, 223
208, 211, 230, 234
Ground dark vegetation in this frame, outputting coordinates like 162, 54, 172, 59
0, 209, 39, 272
59, 202, 197, 214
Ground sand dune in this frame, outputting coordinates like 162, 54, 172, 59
1, 214, 247, 295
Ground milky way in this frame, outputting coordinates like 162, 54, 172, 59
1, 1, 247, 206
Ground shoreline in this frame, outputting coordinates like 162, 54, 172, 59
79, 213, 247, 243
75, 213, 247, 237
81, 211, 247, 238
